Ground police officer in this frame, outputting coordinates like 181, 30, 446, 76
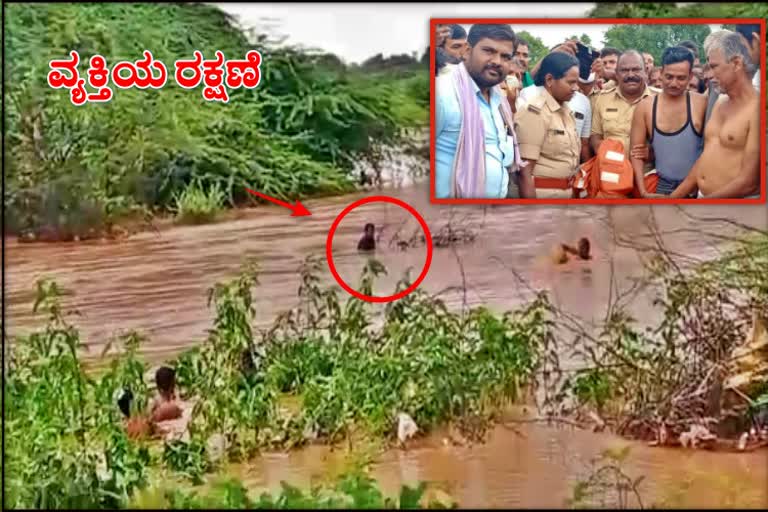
514, 52, 581, 199
590, 50, 660, 160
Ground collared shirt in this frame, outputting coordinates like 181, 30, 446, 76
522, 71, 534, 88
591, 84, 659, 156
514, 88, 580, 198
517, 85, 592, 138
435, 70, 513, 199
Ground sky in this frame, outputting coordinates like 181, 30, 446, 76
215, 3, 724, 64
216, 2, 596, 63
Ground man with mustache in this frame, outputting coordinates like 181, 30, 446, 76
630, 46, 707, 197
435, 24, 533, 198
590, 50, 660, 161
669, 31, 760, 198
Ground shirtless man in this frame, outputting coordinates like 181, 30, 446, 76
669, 32, 760, 199
631, 46, 707, 197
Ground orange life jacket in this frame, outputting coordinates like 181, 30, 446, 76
573, 139, 635, 198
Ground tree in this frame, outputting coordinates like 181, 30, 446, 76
568, 34, 593, 46
601, 24, 711, 63
513, 30, 548, 65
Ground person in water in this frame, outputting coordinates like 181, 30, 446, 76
552, 237, 592, 264
357, 223, 376, 252
148, 366, 183, 423
117, 388, 154, 440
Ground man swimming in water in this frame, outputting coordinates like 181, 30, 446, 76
357, 223, 376, 252
552, 237, 591, 264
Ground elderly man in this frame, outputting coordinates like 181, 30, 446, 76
669, 31, 760, 199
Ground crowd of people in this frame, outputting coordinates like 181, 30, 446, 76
434, 23, 762, 199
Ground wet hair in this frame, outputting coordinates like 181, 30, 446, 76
734, 24, 760, 47
364, 223, 375, 233
448, 24, 467, 40
661, 46, 694, 72
600, 47, 621, 59
467, 24, 516, 47
155, 366, 176, 394
534, 51, 579, 86
117, 388, 133, 418
678, 40, 699, 60
578, 238, 591, 259
709, 31, 757, 76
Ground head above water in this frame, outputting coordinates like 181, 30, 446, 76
155, 366, 176, 398
117, 388, 133, 418
578, 237, 591, 259
616, 50, 647, 97
534, 51, 580, 103
465, 23, 516, 90
363, 223, 375, 235
660, 46, 694, 97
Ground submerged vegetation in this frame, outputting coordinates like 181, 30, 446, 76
6, 229, 768, 508
5, 2, 428, 239
6, 256, 551, 508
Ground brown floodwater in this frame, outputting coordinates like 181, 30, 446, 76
6, 181, 768, 507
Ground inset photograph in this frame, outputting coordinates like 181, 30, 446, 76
430, 18, 766, 203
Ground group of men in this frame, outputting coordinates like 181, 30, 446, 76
434, 23, 763, 199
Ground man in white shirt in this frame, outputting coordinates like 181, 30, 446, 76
516, 73, 594, 163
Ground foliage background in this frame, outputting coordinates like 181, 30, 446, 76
4, 2, 428, 237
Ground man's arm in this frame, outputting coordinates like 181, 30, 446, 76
529, 40, 578, 82
706, 110, 760, 198
515, 106, 547, 199
435, 86, 447, 137
668, 166, 700, 198
629, 99, 650, 196
589, 97, 604, 155
518, 162, 537, 198
580, 100, 593, 162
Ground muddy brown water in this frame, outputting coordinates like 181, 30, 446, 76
6, 181, 768, 507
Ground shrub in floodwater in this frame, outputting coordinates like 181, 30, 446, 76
566, 446, 645, 510
7, 258, 551, 507
171, 180, 225, 225
6, 279, 153, 508
133, 470, 455, 509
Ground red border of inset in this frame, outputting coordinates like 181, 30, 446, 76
429, 17, 767, 205
325, 195, 433, 303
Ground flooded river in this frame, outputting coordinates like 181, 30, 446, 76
6, 181, 768, 508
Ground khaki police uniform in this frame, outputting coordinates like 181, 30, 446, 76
591, 83, 659, 157
514, 88, 580, 199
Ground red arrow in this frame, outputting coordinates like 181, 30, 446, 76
244, 187, 311, 217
